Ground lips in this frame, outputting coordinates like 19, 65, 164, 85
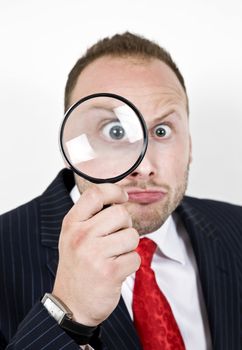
127, 190, 166, 204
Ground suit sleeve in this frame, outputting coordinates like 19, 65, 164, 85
4, 301, 81, 350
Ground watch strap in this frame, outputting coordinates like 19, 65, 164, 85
60, 317, 98, 345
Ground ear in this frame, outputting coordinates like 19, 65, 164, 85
188, 134, 193, 164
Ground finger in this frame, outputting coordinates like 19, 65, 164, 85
101, 228, 139, 257
66, 183, 128, 222
114, 251, 141, 281
87, 204, 132, 237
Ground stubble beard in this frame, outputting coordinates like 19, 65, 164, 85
123, 167, 189, 235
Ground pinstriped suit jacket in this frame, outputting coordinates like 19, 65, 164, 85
0, 169, 241, 349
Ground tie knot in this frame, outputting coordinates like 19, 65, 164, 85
136, 237, 157, 267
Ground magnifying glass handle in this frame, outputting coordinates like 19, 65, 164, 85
103, 204, 111, 210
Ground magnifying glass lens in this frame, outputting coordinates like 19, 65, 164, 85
60, 94, 147, 183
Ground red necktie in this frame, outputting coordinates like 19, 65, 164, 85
132, 237, 185, 350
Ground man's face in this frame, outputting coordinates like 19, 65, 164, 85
69, 56, 192, 235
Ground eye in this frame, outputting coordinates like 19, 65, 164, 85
101, 121, 127, 141
153, 124, 171, 138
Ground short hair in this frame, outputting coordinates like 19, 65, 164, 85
64, 32, 187, 111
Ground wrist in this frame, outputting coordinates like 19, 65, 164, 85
51, 290, 100, 326
41, 293, 99, 345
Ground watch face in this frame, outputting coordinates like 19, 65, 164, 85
44, 298, 65, 323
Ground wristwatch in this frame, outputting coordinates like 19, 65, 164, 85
41, 293, 98, 345
41, 293, 72, 324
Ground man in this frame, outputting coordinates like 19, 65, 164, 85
0, 32, 241, 350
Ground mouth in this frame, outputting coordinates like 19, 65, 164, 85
127, 189, 167, 204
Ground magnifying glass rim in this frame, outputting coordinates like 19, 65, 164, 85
59, 92, 148, 183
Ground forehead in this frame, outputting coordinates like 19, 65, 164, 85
70, 56, 187, 118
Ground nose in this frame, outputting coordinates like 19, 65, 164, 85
129, 144, 156, 180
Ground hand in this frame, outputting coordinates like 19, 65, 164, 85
52, 183, 141, 326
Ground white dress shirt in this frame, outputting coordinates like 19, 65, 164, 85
71, 185, 212, 349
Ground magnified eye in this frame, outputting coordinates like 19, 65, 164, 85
102, 121, 126, 141
154, 124, 171, 138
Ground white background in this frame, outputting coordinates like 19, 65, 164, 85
0, 0, 241, 214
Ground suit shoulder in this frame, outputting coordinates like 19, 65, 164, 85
184, 195, 242, 212
183, 196, 242, 229
0, 196, 41, 235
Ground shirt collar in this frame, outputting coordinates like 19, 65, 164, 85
145, 214, 186, 265
70, 185, 185, 265
70, 184, 80, 204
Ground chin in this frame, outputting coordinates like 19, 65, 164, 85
126, 201, 170, 235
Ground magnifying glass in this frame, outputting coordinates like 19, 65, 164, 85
60, 93, 148, 183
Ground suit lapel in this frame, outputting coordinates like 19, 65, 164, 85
39, 169, 74, 284
101, 297, 142, 350
177, 198, 240, 350
40, 169, 74, 251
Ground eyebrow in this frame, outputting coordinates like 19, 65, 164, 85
147, 109, 181, 124
78, 106, 117, 117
